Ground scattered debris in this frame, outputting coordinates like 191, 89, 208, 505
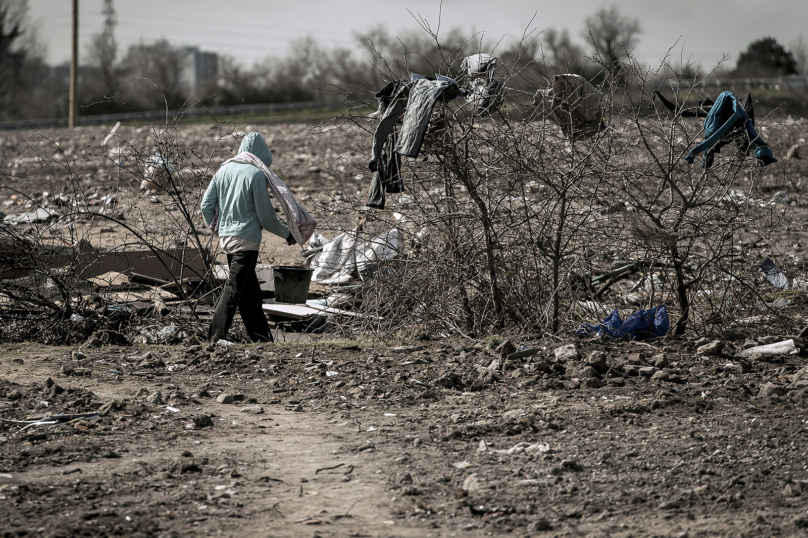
740, 339, 798, 357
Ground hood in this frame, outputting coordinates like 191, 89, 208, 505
238, 132, 273, 168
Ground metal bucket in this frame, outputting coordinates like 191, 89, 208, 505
272, 266, 314, 304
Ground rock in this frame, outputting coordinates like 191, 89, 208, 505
527, 518, 552, 532
638, 366, 658, 377
758, 384, 789, 399
399, 472, 413, 484
217, 393, 234, 404
787, 144, 801, 160
575, 366, 600, 379
192, 415, 214, 428
650, 370, 669, 383
146, 391, 164, 405
792, 366, 808, 387
240, 406, 264, 414
45, 377, 55, 388
135, 388, 149, 398
723, 362, 751, 375
534, 360, 553, 373
627, 352, 643, 363
658, 500, 680, 510
784, 483, 802, 497
7, 390, 22, 400
502, 409, 525, 421
587, 351, 607, 370
71, 350, 87, 361
495, 340, 516, 358
60, 365, 74, 376
697, 341, 723, 356
742, 339, 757, 349
653, 353, 669, 369
582, 378, 606, 388
462, 473, 481, 492
561, 460, 582, 472
794, 514, 808, 529
554, 344, 579, 361
391, 346, 421, 354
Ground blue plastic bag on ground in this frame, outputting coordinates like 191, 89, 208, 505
575, 305, 669, 340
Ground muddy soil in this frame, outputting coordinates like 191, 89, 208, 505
2, 335, 808, 537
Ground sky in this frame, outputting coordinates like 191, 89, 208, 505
28, 0, 808, 70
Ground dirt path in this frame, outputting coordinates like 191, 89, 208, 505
0, 345, 423, 537
4, 339, 808, 537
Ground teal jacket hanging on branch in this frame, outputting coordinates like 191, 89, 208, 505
684, 91, 776, 168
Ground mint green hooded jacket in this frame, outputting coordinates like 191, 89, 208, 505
201, 133, 290, 244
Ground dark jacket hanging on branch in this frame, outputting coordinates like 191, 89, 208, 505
366, 75, 465, 209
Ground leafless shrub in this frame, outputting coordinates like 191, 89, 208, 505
311, 27, 792, 341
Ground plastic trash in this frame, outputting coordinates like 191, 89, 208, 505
576, 305, 669, 340
740, 339, 797, 357
761, 258, 788, 290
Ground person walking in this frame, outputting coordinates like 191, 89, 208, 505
201, 132, 295, 343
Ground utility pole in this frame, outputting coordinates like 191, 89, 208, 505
69, 0, 78, 128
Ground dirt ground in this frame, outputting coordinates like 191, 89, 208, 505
3, 115, 808, 536
3, 333, 808, 538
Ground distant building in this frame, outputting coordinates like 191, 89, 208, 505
180, 47, 218, 92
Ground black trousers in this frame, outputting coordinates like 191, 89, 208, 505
208, 250, 272, 343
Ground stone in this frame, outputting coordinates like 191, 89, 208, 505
217, 393, 235, 404
391, 346, 421, 354
638, 366, 658, 377
582, 378, 606, 388
758, 384, 789, 399
742, 339, 757, 350
561, 460, 582, 472
495, 340, 516, 358
192, 415, 214, 428
71, 350, 87, 361
653, 353, 669, 369
60, 365, 74, 376
146, 391, 164, 405
784, 483, 802, 497
534, 361, 552, 373
627, 352, 643, 363
399, 472, 413, 484
502, 408, 525, 421
650, 370, 669, 383
697, 341, 723, 356
576, 366, 600, 379
240, 406, 264, 414
135, 388, 150, 398
791, 366, 808, 387
527, 518, 552, 532
786, 144, 801, 160
462, 473, 481, 492
587, 351, 607, 370
554, 344, 579, 361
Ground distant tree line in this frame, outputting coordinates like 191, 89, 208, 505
0, 0, 806, 122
